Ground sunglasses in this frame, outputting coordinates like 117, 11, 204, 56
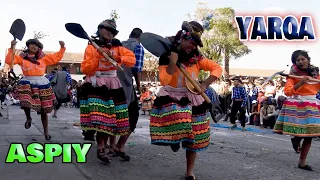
101, 26, 118, 36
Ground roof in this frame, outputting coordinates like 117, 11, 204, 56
228, 68, 280, 77
43, 51, 83, 63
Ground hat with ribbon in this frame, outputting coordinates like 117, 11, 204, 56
26, 39, 43, 49
98, 19, 119, 36
181, 21, 204, 47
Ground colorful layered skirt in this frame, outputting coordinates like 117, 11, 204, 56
142, 98, 153, 111
18, 76, 56, 113
150, 86, 211, 152
274, 95, 320, 137
79, 72, 129, 136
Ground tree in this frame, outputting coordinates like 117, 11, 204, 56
191, 3, 251, 79
142, 52, 159, 82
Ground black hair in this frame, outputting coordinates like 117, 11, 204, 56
22, 48, 41, 61
291, 50, 310, 64
129, 28, 143, 38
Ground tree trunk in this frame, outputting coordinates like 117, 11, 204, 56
224, 48, 230, 79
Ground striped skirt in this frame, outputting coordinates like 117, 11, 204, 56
79, 75, 129, 136
18, 76, 56, 113
142, 99, 153, 111
150, 86, 211, 152
274, 95, 320, 137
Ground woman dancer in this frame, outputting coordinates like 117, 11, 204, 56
150, 21, 222, 180
273, 50, 320, 171
79, 19, 135, 163
6, 39, 65, 140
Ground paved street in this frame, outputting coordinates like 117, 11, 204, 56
0, 106, 319, 180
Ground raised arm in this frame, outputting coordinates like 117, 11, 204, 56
42, 41, 66, 66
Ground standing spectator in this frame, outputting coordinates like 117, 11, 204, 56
229, 77, 247, 131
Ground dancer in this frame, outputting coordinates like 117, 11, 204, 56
273, 50, 320, 171
5, 39, 66, 140
150, 21, 222, 180
79, 19, 135, 163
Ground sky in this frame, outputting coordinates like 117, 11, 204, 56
0, 0, 319, 70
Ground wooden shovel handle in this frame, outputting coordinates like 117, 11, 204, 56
10, 43, 15, 70
177, 63, 211, 103
90, 41, 123, 71
283, 74, 320, 83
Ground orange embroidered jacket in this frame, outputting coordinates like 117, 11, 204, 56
81, 45, 136, 76
5, 47, 66, 76
284, 76, 320, 96
159, 57, 222, 88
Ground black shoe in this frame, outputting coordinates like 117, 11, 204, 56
298, 164, 314, 171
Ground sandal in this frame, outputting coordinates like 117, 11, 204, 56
114, 149, 130, 161
291, 138, 301, 154
45, 135, 51, 140
298, 164, 314, 171
24, 117, 32, 129
97, 149, 111, 163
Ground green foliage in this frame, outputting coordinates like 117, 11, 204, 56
191, 3, 251, 78
33, 31, 48, 40
110, 10, 120, 21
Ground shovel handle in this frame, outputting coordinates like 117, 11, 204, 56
10, 38, 16, 70
282, 73, 320, 83
176, 63, 211, 103
89, 40, 123, 71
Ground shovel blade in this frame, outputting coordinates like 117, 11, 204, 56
9, 19, 26, 41
65, 23, 90, 40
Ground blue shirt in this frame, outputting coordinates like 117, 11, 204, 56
132, 44, 144, 73
316, 92, 320, 100
232, 86, 247, 107
205, 87, 215, 103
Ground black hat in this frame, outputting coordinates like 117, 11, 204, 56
181, 21, 204, 47
26, 39, 43, 49
98, 19, 119, 36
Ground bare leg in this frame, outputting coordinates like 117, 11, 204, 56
40, 112, 49, 136
299, 138, 312, 166
186, 150, 197, 178
23, 108, 31, 119
52, 109, 58, 118
96, 132, 111, 163
109, 136, 117, 151
23, 108, 32, 129
117, 134, 130, 151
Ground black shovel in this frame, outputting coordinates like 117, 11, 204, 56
65, 23, 123, 71
9, 19, 26, 79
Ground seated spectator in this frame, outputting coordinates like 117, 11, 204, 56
260, 101, 277, 129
